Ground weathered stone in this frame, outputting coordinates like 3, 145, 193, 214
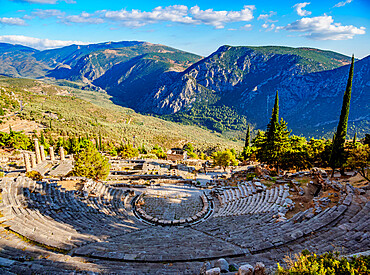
23, 153, 31, 172
238, 264, 254, 275
40, 145, 46, 161
200, 262, 212, 275
206, 267, 221, 275
214, 258, 229, 272
49, 146, 55, 161
34, 138, 41, 164
59, 147, 65, 160
254, 262, 266, 275
30, 154, 36, 168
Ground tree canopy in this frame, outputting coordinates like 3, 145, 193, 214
212, 150, 238, 171
70, 143, 110, 180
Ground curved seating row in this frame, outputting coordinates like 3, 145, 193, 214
195, 183, 354, 252
0, 177, 144, 251
135, 193, 211, 226
214, 182, 290, 217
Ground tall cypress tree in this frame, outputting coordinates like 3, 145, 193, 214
267, 91, 279, 141
255, 91, 291, 173
330, 55, 355, 174
353, 132, 357, 144
245, 124, 251, 148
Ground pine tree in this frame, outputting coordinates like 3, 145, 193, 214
330, 55, 355, 175
245, 124, 251, 148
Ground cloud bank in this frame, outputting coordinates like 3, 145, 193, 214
0, 35, 88, 50
0, 17, 27, 26
29, 5, 255, 29
293, 2, 312, 16
283, 14, 365, 40
334, 0, 353, 8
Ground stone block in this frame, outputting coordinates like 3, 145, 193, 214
238, 264, 254, 275
206, 267, 221, 275
254, 262, 266, 275
214, 258, 229, 272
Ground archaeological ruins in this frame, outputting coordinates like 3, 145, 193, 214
0, 139, 369, 274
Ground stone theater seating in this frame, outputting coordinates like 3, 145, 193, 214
0, 176, 368, 274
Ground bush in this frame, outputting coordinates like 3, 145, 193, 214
212, 149, 238, 171
70, 144, 110, 180
26, 171, 43, 181
150, 145, 167, 159
118, 144, 139, 159
277, 250, 370, 275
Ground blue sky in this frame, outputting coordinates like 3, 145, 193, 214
0, 0, 369, 58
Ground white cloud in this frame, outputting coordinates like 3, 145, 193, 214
64, 12, 104, 24
0, 35, 88, 50
0, 17, 27, 26
240, 24, 252, 30
334, 0, 353, 8
257, 11, 277, 22
104, 5, 193, 27
12, 0, 75, 4
283, 14, 365, 40
189, 5, 255, 29
293, 2, 312, 16
31, 9, 65, 19
261, 23, 276, 31
54, 5, 256, 29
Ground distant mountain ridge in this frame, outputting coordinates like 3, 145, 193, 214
0, 41, 368, 138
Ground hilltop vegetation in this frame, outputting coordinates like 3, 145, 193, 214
0, 76, 241, 152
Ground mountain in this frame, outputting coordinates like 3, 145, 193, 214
0, 76, 240, 151
129, 45, 365, 137
0, 42, 368, 138
0, 41, 202, 86
135, 46, 351, 113
0, 43, 50, 78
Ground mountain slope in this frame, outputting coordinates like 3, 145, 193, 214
136, 45, 352, 114
0, 76, 240, 151
126, 45, 364, 137
0, 43, 50, 78
0, 42, 367, 138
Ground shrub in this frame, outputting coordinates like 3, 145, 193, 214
118, 144, 139, 159
26, 171, 43, 181
70, 144, 110, 180
277, 250, 370, 275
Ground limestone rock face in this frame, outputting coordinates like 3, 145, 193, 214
238, 264, 254, 275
